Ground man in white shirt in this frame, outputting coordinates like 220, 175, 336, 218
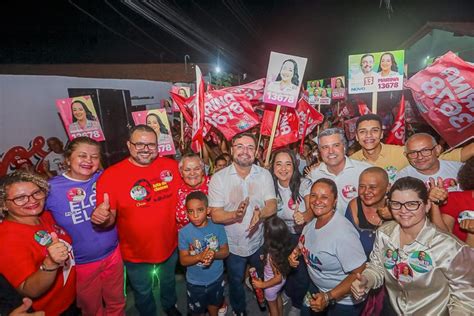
308, 128, 371, 215
208, 133, 277, 316
43, 137, 66, 178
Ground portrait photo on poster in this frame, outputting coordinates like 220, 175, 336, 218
55, 96, 106, 142
348, 50, 404, 94
131, 109, 176, 156
263, 51, 307, 108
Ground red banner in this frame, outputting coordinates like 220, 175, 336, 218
386, 95, 406, 145
221, 78, 265, 105
261, 106, 300, 148
295, 97, 324, 138
344, 116, 359, 141
170, 92, 193, 125
405, 51, 474, 147
204, 90, 260, 140
357, 99, 372, 116
192, 66, 205, 152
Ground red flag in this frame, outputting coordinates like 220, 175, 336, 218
344, 116, 360, 141
170, 92, 193, 125
339, 102, 355, 117
261, 106, 300, 149
191, 66, 205, 152
405, 51, 474, 147
221, 78, 265, 105
295, 97, 324, 138
357, 98, 372, 115
386, 95, 406, 145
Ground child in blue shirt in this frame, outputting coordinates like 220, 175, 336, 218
178, 191, 229, 316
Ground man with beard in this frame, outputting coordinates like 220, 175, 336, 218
208, 132, 277, 316
92, 125, 183, 316
308, 128, 371, 216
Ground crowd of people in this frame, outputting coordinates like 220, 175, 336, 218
0, 112, 473, 316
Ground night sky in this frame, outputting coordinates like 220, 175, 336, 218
1, 0, 473, 81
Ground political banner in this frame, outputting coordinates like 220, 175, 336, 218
331, 76, 346, 100
222, 78, 265, 105
307, 78, 331, 105
261, 106, 300, 148
263, 52, 307, 108
295, 98, 324, 138
56, 96, 105, 142
386, 95, 406, 145
348, 50, 405, 94
131, 109, 176, 156
405, 51, 474, 148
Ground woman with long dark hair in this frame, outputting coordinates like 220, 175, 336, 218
267, 59, 300, 92
68, 100, 101, 134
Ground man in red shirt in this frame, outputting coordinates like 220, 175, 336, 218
92, 125, 182, 316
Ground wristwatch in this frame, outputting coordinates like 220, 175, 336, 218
40, 263, 59, 272
324, 291, 336, 305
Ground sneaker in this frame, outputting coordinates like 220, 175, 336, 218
164, 305, 182, 316
218, 301, 228, 316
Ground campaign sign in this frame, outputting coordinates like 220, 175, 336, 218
56, 96, 105, 141
171, 86, 191, 112
331, 76, 346, 100
348, 50, 405, 94
263, 52, 307, 108
132, 109, 176, 156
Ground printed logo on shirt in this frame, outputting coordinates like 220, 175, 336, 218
66, 188, 86, 202
160, 170, 173, 182
288, 197, 296, 211
34, 230, 52, 246
458, 210, 474, 223
408, 251, 433, 273
394, 262, 413, 283
385, 166, 397, 182
383, 248, 398, 269
341, 185, 357, 199
92, 182, 96, 192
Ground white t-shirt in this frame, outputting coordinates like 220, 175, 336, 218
395, 160, 463, 192
308, 157, 371, 215
299, 212, 366, 305
44, 151, 66, 174
276, 178, 312, 234
208, 164, 276, 256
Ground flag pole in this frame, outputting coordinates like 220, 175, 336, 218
372, 92, 378, 114
180, 112, 184, 144
265, 105, 281, 166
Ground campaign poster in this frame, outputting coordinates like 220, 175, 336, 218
331, 76, 346, 100
56, 96, 105, 142
307, 78, 332, 105
263, 52, 307, 108
171, 86, 191, 112
348, 50, 405, 94
132, 109, 176, 156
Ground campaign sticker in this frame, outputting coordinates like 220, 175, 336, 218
442, 178, 458, 191
92, 182, 97, 192
395, 263, 413, 283
160, 170, 173, 182
458, 210, 474, 223
383, 248, 398, 269
34, 230, 52, 246
385, 166, 397, 182
130, 185, 148, 201
288, 197, 296, 211
342, 185, 357, 199
408, 251, 433, 273
67, 188, 86, 202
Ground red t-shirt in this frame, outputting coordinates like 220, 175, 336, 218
0, 212, 76, 315
97, 157, 182, 263
176, 176, 210, 229
440, 190, 474, 242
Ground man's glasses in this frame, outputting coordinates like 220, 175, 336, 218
129, 142, 157, 150
388, 200, 423, 211
406, 146, 436, 159
6, 189, 46, 206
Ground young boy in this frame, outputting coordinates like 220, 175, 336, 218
178, 191, 229, 316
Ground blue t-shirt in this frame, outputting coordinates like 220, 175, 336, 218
178, 220, 227, 286
46, 172, 118, 264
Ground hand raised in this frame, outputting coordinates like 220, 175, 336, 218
288, 247, 300, 268
47, 232, 68, 265
91, 193, 111, 225
235, 197, 249, 222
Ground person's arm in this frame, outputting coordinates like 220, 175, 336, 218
211, 197, 249, 225
90, 193, 116, 227
460, 142, 474, 162
179, 247, 211, 267
9, 298, 44, 316
42, 160, 56, 179
446, 246, 474, 315
214, 243, 229, 260
247, 199, 277, 232
460, 219, 474, 247
16, 233, 69, 298
252, 263, 283, 290
428, 178, 450, 232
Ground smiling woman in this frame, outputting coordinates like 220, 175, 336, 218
0, 170, 77, 315
45, 137, 125, 315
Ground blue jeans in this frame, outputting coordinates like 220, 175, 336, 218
300, 282, 363, 316
284, 233, 310, 309
125, 249, 178, 316
225, 248, 263, 314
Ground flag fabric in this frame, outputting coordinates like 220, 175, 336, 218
405, 51, 474, 147
261, 106, 300, 149
191, 65, 205, 152
357, 98, 372, 115
386, 95, 406, 145
295, 97, 324, 138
